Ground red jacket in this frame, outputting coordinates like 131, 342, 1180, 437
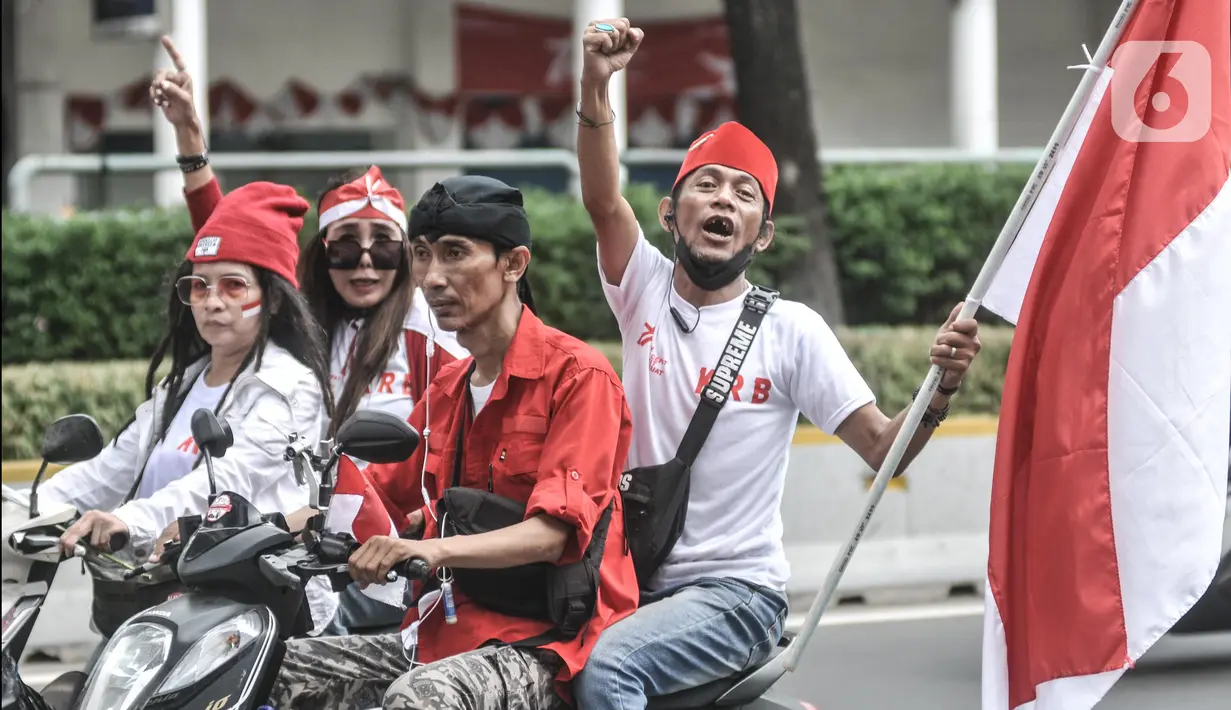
368, 307, 639, 701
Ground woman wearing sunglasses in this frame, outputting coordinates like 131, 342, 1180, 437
44, 182, 340, 641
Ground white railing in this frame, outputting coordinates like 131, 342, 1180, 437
7, 146, 1045, 213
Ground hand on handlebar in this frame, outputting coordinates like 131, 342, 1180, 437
348, 535, 435, 586
150, 520, 181, 563
59, 511, 130, 557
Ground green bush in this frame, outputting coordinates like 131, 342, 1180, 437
1, 328, 1012, 460
2, 162, 1029, 364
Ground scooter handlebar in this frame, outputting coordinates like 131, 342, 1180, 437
109, 531, 129, 552
389, 557, 430, 582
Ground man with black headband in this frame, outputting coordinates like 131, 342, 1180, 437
572, 19, 984, 710
269, 175, 640, 710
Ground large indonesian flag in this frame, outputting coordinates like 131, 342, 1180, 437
325, 455, 407, 608
980, 1, 1230, 708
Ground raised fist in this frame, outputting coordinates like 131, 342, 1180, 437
581, 18, 644, 84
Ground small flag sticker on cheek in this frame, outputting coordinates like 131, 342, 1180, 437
241, 299, 262, 319
195, 236, 221, 257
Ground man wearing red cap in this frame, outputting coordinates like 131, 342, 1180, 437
572, 19, 985, 709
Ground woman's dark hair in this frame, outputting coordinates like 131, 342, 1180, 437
144, 260, 335, 448
299, 169, 415, 437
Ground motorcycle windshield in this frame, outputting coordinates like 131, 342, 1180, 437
181, 493, 266, 563
202, 493, 263, 530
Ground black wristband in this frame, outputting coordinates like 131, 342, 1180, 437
176, 151, 209, 174
937, 380, 960, 396
912, 385, 951, 429
575, 103, 615, 128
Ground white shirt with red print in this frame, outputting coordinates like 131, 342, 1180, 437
137, 371, 227, 499
599, 230, 876, 593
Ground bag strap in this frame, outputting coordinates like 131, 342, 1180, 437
674, 284, 779, 466
451, 361, 479, 488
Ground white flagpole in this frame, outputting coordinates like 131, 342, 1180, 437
774, 0, 1143, 675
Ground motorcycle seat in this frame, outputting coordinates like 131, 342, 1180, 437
646, 632, 792, 710
40, 671, 88, 710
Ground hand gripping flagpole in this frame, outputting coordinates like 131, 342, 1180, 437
722, 0, 1142, 696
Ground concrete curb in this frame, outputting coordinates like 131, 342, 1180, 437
0, 416, 1000, 483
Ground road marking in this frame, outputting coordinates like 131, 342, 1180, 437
786, 600, 985, 631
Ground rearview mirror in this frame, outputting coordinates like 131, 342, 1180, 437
30, 414, 106, 517
190, 409, 232, 503
190, 409, 233, 458
335, 410, 421, 464
41, 414, 105, 465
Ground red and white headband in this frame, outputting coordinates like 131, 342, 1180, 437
318, 165, 408, 233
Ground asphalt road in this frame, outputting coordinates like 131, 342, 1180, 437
770, 602, 1231, 710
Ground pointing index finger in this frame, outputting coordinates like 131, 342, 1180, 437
160, 35, 187, 72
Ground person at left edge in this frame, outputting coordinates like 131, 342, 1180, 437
268, 175, 639, 710
43, 182, 339, 634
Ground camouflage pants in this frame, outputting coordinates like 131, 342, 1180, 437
268, 633, 568, 710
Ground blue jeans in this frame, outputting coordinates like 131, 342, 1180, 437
574, 577, 788, 710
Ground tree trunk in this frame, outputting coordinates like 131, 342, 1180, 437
722, 0, 845, 324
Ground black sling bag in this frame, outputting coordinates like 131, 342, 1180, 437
619, 284, 779, 588
433, 365, 614, 642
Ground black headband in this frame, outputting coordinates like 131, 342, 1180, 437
408, 175, 532, 249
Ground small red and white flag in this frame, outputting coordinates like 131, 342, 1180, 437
325, 454, 407, 608
980, 1, 1230, 708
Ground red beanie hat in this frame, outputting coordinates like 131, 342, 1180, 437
673, 121, 778, 213
186, 182, 308, 288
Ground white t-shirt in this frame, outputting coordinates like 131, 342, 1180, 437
470, 380, 495, 418
138, 372, 228, 500
600, 232, 876, 591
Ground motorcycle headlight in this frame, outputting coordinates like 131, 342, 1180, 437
79, 622, 172, 710
156, 609, 266, 694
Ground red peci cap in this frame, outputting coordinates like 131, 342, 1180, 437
186, 181, 308, 288
673, 121, 778, 213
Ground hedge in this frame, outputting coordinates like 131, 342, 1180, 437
2, 162, 1031, 364
1, 327, 1012, 460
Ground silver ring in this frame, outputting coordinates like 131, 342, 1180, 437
949, 346, 958, 358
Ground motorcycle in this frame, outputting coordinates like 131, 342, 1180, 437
7, 407, 815, 710
3, 413, 118, 710
6, 407, 427, 710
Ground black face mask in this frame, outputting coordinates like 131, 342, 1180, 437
673, 233, 756, 291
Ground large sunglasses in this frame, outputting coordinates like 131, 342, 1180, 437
176, 275, 252, 306
325, 239, 405, 271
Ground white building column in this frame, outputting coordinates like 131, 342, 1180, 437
573, 0, 626, 193
154, 0, 208, 208
950, 0, 998, 154
401, 0, 461, 201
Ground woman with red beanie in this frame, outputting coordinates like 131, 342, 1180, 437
149, 36, 467, 634
44, 181, 340, 642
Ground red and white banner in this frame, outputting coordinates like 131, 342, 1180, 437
68, 5, 736, 152
980, 1, 1230, 708
325, 455, 407, 608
